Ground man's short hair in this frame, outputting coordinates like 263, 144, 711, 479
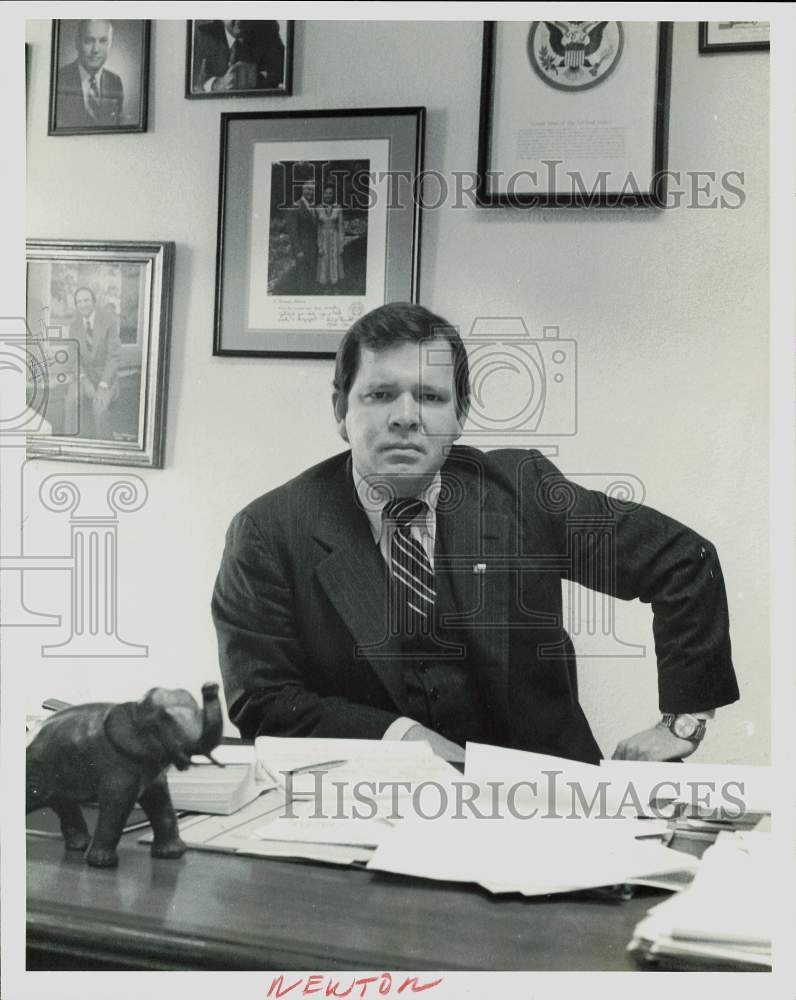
333, 302, 470, 422
74, 286, 96, 305
76, 20, 113, 45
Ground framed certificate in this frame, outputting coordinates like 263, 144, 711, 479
213, 108, 424, 358
699, 21, 769, 53
477, 21, 672, 207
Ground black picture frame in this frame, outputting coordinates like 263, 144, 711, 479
213, 107, 425, 359
48, 19, 150, 135
698, 21, 770, 53
476, 21, 672, 208
185, 20, 294, 98
26, 240, 174, 468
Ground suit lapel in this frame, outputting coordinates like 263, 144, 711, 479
436, 453, 511, 732
313, 457, 408, 710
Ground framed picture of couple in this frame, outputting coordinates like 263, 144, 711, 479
213, 107, 425, 358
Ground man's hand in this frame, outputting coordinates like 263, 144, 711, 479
612, 722, 697, 761
401, 722, 464, 763
95, 384, 112, 411
212, 63, 248, 91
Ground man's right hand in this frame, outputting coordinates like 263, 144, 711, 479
212, 63, 247, 91
401, 723, 465, 763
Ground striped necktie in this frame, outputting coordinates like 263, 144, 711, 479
383, 497, 435, 635
87, 75, 101, 118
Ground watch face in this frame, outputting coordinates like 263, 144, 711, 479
673, 715, 698, 739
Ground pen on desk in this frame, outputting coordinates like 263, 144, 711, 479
290, 759, 348, 775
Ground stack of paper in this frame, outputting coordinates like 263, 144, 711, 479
363, 742, 699, 895
166, 744, 276, 815
367, 811, 698, 896
628, 830, 773, 968
246, 737, 458, 863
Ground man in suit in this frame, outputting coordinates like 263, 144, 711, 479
212, 303, 738, 763
56, 20, 124, 129
65, 287, 121, 440
285, 181, 319, 294
192, 20, 285, 92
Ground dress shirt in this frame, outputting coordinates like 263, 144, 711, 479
77, 63, 104, 114
353, 466, 440, 741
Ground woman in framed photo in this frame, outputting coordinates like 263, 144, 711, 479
315, 184, 345, 290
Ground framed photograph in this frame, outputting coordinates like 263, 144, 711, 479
214, 107, 424, 358
699, 21, 769, 53
48, 19, 150, 135
185, 20, 293, 98
477, 21, 672, 207
25, 240, 174, 468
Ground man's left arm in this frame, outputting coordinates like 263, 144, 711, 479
524, 451, 739, 760
99, 314, 122, 392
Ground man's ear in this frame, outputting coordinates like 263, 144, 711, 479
332, 391, 349, 442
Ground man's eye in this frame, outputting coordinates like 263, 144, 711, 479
367, 391, 388, 401
421, 393, 440, 402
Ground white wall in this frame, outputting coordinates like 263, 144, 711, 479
22, 19, 769, 763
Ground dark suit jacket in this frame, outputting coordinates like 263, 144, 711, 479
69, 307, 121, 393
56, 61, 124, 128
212, 447, 739, 763
192, 21, 285, 90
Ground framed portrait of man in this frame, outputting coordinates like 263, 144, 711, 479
25, 240, 174, 468
48, 19, 150, 135
185, 20, 294, 98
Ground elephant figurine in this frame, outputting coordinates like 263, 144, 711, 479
26, 682, 223, 868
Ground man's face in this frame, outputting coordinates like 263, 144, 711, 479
301, 183, 314, 204
224, 21, 243, 38
76, 21, 112, 73
337, 339, 464, 495
75, 290, 94, 317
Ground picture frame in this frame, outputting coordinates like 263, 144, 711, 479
25, 240, 174, 469
476, 21, 672, 208
185, 20, 294, 98
213, 107, 425, 359
48, 19, 150, 135
699, 21, 769, 53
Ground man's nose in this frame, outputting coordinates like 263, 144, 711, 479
388, 392, 419, 430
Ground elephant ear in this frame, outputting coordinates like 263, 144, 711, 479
104, 699, 170, 765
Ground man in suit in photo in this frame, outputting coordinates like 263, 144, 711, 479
65, 286, 121, 440
56, 20, 124, 129
212, 303, 738, 763
285, 181, 319, 294
192, 20, 285, 93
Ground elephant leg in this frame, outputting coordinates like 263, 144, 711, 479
138, 773, 186, 859
50, 798, 90, 851
85, 779, 139, 868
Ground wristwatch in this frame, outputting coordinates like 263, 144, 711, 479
660, 713, 706, 744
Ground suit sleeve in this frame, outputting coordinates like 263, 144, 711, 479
521, 451, 739, 713
212, 510, 401, 740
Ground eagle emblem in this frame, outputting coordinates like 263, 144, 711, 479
528, 21, 624, 91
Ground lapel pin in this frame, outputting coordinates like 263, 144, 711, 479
473, 563, 487, 575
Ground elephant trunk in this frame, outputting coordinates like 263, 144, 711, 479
189, 682, 223, 760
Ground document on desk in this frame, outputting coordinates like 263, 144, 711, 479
367, 813, 698, 896
628, 830, 773, 968
599, 760, 772, 817
255, 736, 458, 798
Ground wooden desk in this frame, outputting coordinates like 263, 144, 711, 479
27, 829, 661, 971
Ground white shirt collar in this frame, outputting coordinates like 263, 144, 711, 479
353, 465, 441, 544
78, 62, 104, 87
224, 26, 238, 49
